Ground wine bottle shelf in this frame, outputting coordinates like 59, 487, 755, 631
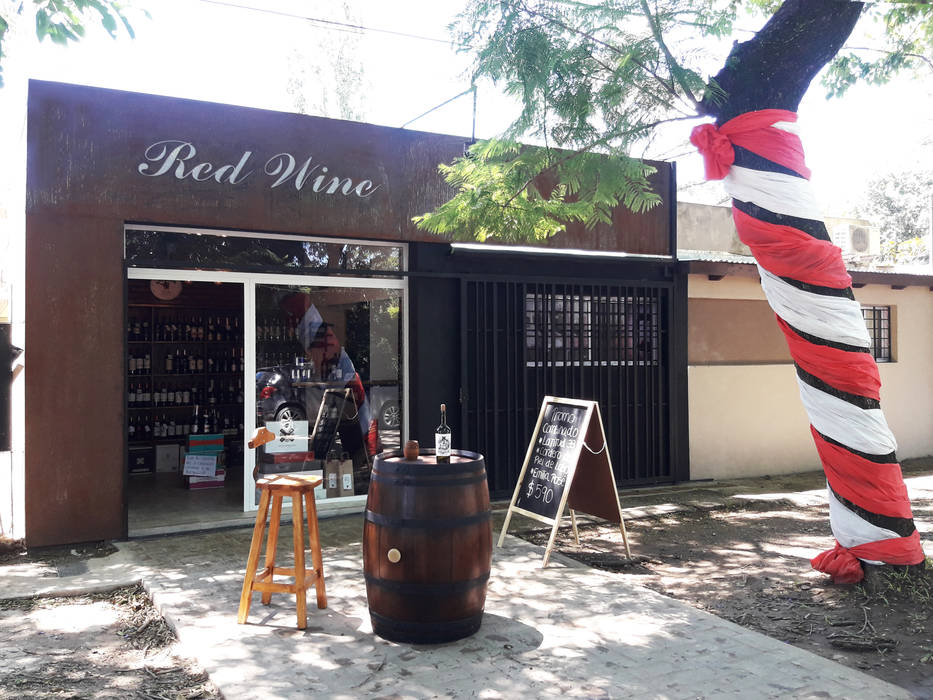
129, 403, 243, 410
126, 303, 247, 471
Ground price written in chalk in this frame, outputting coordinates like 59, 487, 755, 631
526, 481, 555, 503
515, 402, 588, 518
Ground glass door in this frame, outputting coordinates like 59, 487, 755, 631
250, 282, 403, 505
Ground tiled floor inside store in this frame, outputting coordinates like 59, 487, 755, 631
127, 471, 254, 537
126, 469, 372, 538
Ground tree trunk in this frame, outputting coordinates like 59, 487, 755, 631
702, 0, 864, 124
692, 0, 925, 582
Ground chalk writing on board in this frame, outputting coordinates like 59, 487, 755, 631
515, 401, 587, 518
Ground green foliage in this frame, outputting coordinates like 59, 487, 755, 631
857, 168, 933, 264
416, 0, 748, 241
414, 138, 660, 241
824, 1, 933, 98
0, 0, 141, 88
417, 0, 933, 243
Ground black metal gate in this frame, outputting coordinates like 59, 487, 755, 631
461, 279, 676, 497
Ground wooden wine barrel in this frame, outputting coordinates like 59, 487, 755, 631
363, 449, 492, 644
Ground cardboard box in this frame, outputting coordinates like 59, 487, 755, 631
155, 444, 180, 473
324, 459, 340, 498
264, 421, 309, 454
181, 448, 227, 488
261, 451, 314, 464
188, 433, 224, 453
182, 450, 225, 471
339, 459, 354, 497
258, 452, 321, 474
324, 459, 354, 498
188, 468, 226, 490
128, 446, 154, 474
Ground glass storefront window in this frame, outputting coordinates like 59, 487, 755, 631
125, 228, 402, 274
253, 284, 402, 503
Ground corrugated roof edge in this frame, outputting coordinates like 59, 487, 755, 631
679, 249, 933, 288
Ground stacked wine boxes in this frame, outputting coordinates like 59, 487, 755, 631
185, 433, 226, 489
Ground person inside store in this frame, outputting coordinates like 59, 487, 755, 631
290, 299, 378, 464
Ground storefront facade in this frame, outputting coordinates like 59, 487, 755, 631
20, 80, 686, 546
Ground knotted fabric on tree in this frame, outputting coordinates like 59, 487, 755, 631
690, 110, 925, 584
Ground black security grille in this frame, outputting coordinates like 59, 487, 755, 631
861, 305, 892, 362
461, 279, 673, 497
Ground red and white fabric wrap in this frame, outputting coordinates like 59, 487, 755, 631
690, 110, 925, 584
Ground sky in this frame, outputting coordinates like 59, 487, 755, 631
1, 0, 932, 219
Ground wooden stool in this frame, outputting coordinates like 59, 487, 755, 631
237, 474, 327, 629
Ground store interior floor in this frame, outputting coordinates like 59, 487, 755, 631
127, 471, 254, 538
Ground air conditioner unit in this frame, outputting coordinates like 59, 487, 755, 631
831, 223, 880, 256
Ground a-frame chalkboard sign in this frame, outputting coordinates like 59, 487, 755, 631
498, 396, 632, 567
310, 388, 352, 459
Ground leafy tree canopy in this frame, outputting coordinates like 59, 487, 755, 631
415, 0, 933, 242
857, 168, 933, 264
0, 0, 141, 88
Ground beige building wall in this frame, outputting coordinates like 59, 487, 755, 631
688, 274, 933, 480
678, 202, 875, 258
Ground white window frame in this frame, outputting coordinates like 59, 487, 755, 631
126, 225, 408, 514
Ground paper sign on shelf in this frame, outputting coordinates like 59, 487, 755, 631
182, 453, 217, 477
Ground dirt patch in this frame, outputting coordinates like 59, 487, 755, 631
0, 584, 220, 699
0, 541, 119, 576
520, 499, 933, 698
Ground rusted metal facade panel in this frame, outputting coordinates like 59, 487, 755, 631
27, 81, 673, 252
25, 80, 673, 546
24, 213, 125, 546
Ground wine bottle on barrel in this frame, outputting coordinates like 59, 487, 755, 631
435, 403, 451, 463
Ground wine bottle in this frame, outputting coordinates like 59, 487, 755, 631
435, 403, 452, 463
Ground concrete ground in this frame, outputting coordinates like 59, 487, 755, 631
3, 468, 928, 700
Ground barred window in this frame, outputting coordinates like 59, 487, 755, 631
862, 305, 892, 362
525, 292, 658, 367
525, 293, 591, 366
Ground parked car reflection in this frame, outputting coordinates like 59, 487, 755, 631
256, 364, 400, 432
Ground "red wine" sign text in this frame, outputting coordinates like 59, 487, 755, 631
137, 140, 383, 198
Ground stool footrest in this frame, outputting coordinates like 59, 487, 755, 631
237, 482, 328, 629
253, 581, 302, 595
256, 566, 322, 581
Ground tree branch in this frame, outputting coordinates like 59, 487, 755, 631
638, 0, 701, 110
509, 0, 688, 107
845, 44, 933, 71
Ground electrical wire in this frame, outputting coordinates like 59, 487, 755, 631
197, 0, 461, 46
401, 85, 476, 129
196, 1, 478, 133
